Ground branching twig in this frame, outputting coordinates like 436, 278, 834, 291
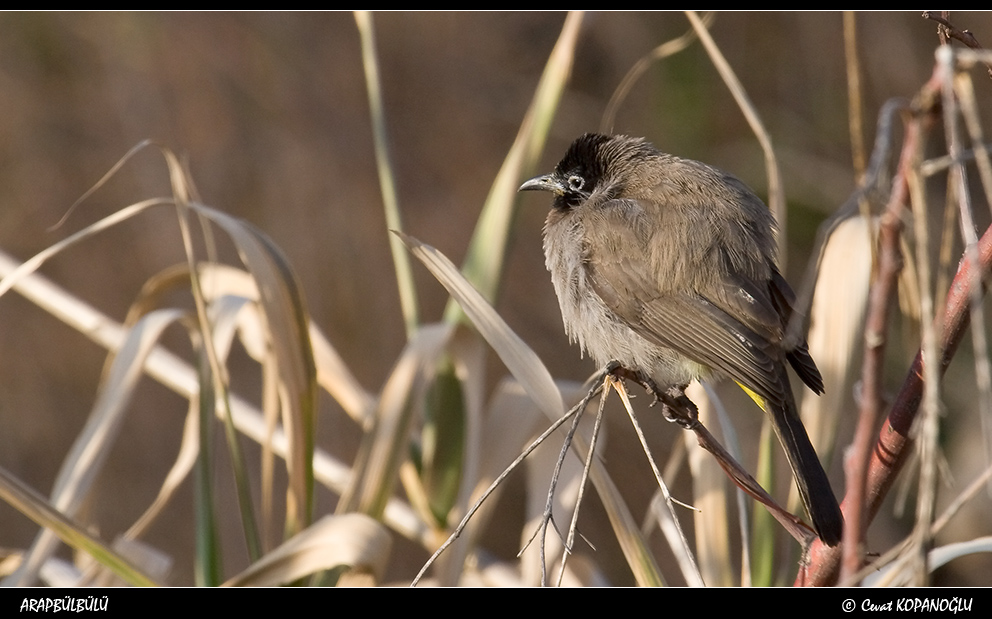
524, 377, 599, 586
922, 11, 992, 79
608, 378, 704, 585
649, 385, 819, 550
612, 371, 821, 553
555, 375, 609, 586
410, 382, 600, 586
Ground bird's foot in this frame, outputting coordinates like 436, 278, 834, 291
604, 363, 699, 429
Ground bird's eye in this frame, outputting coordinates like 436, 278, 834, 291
567, 175, 585, 192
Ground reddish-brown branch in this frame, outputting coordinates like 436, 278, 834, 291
797, 17, 992, 588
797, 94, 992, 584
797, 77, 941, 586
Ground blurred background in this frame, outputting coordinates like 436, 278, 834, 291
1, 11, 991, 586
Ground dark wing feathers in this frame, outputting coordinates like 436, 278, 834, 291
769, 269, 824, 394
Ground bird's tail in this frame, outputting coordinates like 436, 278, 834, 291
767, 387, 844, 546
736, 380, 843, 545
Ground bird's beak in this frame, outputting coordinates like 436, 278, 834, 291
519, 174, 565, 195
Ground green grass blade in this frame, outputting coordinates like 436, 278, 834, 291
355, 10, 419, 338
194, 341, 222, 587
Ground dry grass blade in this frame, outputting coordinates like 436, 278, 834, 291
397, 232, 563, 421
601, 12, 715, 134
223, 514, 391, 587
0, 199, 171, 303
0, 466, 159, 587
162, 150, 262, 566
684, 11, 785, 260
446, 11, 583, 318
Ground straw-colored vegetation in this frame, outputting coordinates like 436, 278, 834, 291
0, 11, 990, 587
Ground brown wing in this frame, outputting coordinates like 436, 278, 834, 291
583, 198, 816, 406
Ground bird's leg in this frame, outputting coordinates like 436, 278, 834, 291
604, 361, 661, 404
604, 362, 699, 429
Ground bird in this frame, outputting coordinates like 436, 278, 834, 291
519, 133, 843, 546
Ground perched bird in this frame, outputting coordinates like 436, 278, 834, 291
519, 133, 843, 546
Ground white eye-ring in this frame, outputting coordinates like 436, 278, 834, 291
567, 175, 585, 192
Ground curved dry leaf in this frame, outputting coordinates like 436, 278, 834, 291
803, 215, 873, 453
928, 536, 992, 573
198, 261, 374, 423
190, 203, 317, 533
0, 199, 171, 303
123, 263, 199, 327
222, 514, 391, 587
8, 308, 187, 586
340, 322, 455, 518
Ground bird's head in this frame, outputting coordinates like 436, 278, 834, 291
519, 133, 658, 210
